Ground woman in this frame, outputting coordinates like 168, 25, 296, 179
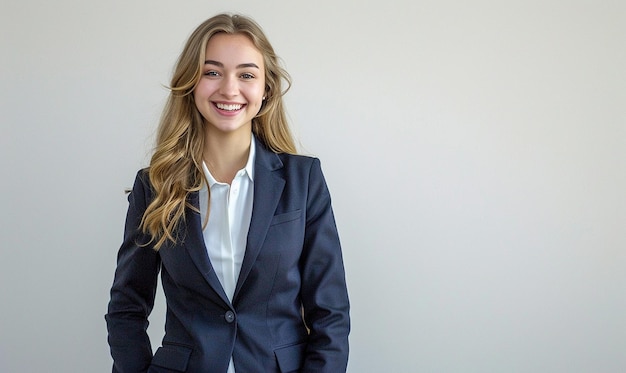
105, 13, 350, 373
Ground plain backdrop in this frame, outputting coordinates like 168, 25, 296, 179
1, 0, 625, 372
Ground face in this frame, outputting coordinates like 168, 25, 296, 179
194, 33, 266, 137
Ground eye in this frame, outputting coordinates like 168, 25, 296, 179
203, 70, 220, 77
240, 72, 255, 80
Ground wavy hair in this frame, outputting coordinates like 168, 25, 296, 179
141, 13, 296, 250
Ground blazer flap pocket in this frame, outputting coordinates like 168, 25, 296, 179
270, 210, 302, 226
151, 344, 192, 372
274, 341, 306, 372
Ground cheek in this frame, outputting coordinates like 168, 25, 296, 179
192, 85, 203, 103
255, 82, 267, 103
192, 83, 215, 110
245, 86, 264, 107
193, 80, 215, 98
192, 91, 204, 114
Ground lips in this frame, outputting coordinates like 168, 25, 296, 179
215, 102, 244, 111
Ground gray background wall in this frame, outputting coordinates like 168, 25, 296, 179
2, 0, 625, 372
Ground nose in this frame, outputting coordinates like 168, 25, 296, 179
219, 75, 239, 97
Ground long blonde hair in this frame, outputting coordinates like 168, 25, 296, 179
141, 14, 296, 250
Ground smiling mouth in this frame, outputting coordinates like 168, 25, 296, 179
215, 103, 244, 111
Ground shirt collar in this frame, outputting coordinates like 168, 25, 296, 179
202, 135, 256, 187
243, 135, 255, 182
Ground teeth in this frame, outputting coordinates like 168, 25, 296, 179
216, 103, 243, 111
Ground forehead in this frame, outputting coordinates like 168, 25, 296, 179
204, 33, 264, 65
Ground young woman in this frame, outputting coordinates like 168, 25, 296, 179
105, 13, 350, 373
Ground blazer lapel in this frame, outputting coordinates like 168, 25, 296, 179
233, 140, 284, 301
182, 192, 232, 306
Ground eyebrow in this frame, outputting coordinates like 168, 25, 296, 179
204, 60, 260, 69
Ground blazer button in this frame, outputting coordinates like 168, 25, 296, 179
224, 311, 235, 323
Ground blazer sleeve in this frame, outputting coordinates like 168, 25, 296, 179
105, 170, 160, 373
300, 159, 350, 372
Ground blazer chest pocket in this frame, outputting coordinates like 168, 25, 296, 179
270, 210, 302, 226
149, 344, 192, 372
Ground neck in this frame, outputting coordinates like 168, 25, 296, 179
203, 129, 252, 184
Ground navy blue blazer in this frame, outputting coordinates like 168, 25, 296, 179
105, 139, 350, 373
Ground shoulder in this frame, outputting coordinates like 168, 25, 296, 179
277, 152, 320, 167
255, 138, 324, 176
135, 167, 150, 183
132, 167, 152, 192
128, 168, 154, 207
274, 153, 332, 204
274, 153, 326, 182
